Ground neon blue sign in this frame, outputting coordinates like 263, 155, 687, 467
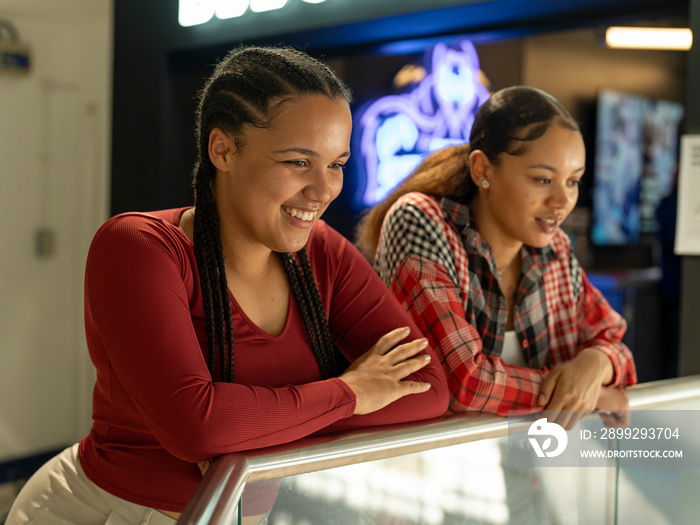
353, 40, 489, 207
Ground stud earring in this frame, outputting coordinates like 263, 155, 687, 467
480, 180, 490, 188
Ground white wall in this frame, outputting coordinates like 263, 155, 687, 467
0, 1, 112, 461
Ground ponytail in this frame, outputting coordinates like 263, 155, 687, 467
355, 143, 474, 258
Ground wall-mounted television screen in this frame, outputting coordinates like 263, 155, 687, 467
591, 89, 684, 246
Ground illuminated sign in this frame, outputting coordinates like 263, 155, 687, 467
179, 0, 329, 27
353, 40, 490, 207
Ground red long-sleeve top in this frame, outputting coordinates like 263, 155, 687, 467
79, 208, 448, 512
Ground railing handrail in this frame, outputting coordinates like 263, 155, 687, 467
178, 375, 700, 524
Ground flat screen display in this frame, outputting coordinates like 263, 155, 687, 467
591, 89, 684, 245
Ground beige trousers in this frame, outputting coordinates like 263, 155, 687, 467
5, 444, 176, 525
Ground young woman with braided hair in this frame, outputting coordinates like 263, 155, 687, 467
356, 86, 636, 431
7, 46, 448, 525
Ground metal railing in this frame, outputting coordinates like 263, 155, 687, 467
178, 375, 700, 524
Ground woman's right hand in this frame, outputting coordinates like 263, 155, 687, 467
539, 348, 614, 429
338, 326, 433, 415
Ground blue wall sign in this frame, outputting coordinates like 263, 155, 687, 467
353, 40, 489, 207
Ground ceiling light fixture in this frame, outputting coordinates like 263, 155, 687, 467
179, 0, 329, 27
605, 26, 693, 51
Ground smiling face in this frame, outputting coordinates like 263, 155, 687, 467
211, 94, 352, 255
470, 120, 586, 254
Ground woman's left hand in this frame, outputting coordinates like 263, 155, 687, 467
538, 347, 614, 429
597, 386, 630, 428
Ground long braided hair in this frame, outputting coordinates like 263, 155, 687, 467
191, 46, 352, 383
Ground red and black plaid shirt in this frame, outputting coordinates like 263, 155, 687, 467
375, 192, 637, 415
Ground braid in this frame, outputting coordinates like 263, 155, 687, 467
190, 45, 351, 383
279, 251, 336, 379
290, 256, 326, 356
193, 162, 234, 381
298, 249, 336, 370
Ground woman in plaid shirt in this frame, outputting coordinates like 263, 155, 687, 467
357, 86, 636, 428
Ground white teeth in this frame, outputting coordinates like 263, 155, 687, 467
283, 207, 317, 222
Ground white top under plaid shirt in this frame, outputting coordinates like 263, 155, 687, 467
375, 192, 637, 415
